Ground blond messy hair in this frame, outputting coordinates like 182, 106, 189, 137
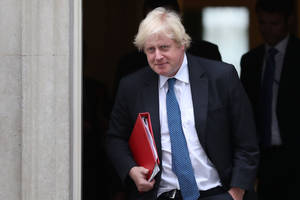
134, 7, 191, 51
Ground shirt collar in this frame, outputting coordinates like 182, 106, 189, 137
159, 53, 189, 89
266, 34, 289, 55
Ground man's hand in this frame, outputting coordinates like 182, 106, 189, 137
129, 166, 155, 192
228, 187, 245, 200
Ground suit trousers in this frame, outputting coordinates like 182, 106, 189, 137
157, 189, 258, 200
257, 146, 287, 200
157, 191, 232, 200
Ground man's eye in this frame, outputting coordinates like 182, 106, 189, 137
146, 47, 155, 53
161, 45, 169, 50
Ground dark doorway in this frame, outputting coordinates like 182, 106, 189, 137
82, 1, 143, 200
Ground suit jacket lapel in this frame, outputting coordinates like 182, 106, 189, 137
280, 35, 295, 90
255, 47, 265, 92
187, 54, 208, 149
256, 47, 265, 75
140, 70, 162, 159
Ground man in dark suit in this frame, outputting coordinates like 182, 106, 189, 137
113, 0, 221, 100
106, 7, 259, 200
240, 0, 299, 199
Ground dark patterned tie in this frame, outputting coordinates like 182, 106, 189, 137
260, 48, 278, 147
166, 78, 200, 200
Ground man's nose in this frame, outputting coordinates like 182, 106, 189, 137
154, 50, 163, 60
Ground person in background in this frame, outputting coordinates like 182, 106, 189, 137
113, 0, 222, 100
106, 7, 259, 200
240, 0, 300, 199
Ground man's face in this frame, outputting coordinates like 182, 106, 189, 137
144, 34, 185, 77
257, 11, 290, 46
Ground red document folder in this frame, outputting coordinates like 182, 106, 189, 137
129, 112, 160, 181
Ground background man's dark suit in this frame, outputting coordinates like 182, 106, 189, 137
240, 35, 300, 198
240, 35, 300, 151
106, 53, 259, 200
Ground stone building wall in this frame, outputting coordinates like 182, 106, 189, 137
0, 0, 81, 199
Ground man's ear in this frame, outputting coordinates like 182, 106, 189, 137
180, 44, 185, 51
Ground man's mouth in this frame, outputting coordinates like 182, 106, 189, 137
155, 62, 167, 66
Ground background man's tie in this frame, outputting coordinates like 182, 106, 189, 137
260, 48, 278, 147
166, 78, 200, 200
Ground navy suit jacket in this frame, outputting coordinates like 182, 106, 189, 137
106, 53, 259, 199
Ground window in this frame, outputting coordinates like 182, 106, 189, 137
202, 7, 249, 75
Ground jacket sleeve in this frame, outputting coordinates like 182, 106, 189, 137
105, 78, 137, 183
227, 66, 260, 190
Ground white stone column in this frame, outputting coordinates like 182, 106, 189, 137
0, 0, 81, 199
21, 0, 82, 199
0, 0, 22, 199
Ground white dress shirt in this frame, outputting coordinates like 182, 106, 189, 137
263, 35, 289, 145
157, 54, 221, 196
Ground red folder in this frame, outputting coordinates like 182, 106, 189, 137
129, 112, 160, 181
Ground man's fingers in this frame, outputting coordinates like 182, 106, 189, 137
129, 166, 155, 192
